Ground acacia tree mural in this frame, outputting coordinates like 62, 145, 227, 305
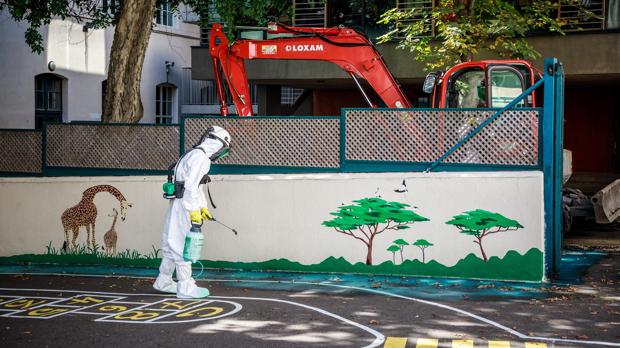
323, 198, 429, 265
387, 245, 400, 264
413, 239, 433, 263
446, 209, 523, 262
393, 239, 409, 263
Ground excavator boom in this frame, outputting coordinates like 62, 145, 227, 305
209, 22, 412, 116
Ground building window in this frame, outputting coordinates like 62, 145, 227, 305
156, 84, 175, 124
102, 0, 119, 14
34, 74, 63, 129
156, 2, 174, 27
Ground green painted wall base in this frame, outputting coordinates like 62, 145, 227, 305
0, 248, 543, 282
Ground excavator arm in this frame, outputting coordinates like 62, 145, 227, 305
209, 22, 412, 116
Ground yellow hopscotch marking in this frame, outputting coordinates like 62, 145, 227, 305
452, 339, 474, 348
488, 341, 511, 348
525, 343, 547, 348
416, 338, 439, 348
383, 337, 407, 348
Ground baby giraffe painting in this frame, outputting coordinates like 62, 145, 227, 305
103, 208, 119, 256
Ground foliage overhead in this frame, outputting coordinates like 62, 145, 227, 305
1, 0, 292, 53
377, 0, 595, 70
0, 0, 119, 54
182, 0, 291, 38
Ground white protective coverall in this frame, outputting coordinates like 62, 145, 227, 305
153, 138, 222, 298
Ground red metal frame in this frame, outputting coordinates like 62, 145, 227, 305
209, 22, 412, 116
433, 60, 539, 108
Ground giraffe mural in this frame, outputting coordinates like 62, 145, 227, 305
61, 185, 132, 252
103, 208, 119, 256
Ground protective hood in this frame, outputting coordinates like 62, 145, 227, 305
194, 138, 225, 160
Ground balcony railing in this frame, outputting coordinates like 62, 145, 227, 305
293, 0, 327, 27
559, 0, 606, 31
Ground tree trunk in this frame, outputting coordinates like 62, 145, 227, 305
102, 0, 157, 123
366, 239, 374, 265
422, 248, 425, 263
476, 238, 488, 262
392, 253, 395, 264
399, 248, 404, 263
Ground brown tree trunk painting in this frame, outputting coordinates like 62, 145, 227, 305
475, 236, 488, 262
102, 0, 157, 123
366, 238, 373, 265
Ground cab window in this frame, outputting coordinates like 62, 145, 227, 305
447, 68, 487, 108
489, 68, 525, 107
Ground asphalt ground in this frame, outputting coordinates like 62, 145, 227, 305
0, 253, 618, 348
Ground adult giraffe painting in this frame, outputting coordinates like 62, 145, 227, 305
61, 185, 132, 252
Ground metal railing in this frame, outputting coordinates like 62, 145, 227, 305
293, 0, 327, 27
181, 68, 258, 106
559, 0, 606, 31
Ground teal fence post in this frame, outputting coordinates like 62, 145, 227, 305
553, 61, 565, 274
542, 57, 564, 277
340, 109, 347, 172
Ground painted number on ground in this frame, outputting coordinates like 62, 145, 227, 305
0, 293, 241, 324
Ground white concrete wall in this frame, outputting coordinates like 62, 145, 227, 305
0, 172, 544, 272
0, 8, 199, 128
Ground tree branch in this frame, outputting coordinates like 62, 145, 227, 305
334, 228, 369, 247
486, 226, 519, 236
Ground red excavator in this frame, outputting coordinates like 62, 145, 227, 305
208, 22, 540, 115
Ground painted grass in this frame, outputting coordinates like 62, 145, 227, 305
0, 242, 543, 281
6, 241, 164, 268
197, 248, 544, 282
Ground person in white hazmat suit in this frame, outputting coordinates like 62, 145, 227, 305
153, 126, 231, 298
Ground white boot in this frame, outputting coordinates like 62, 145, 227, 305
153, 257, 177, 294
176, 261, 210, 298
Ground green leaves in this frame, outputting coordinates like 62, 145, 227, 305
322, 197, 429, 231
184, 0, 291, 38
378, 0, 577, 70
393, 239, 409, 246
413, 239, 433, 247
2, 0, 118, 54
446, 209, 523, 231
387, 245, 400, 252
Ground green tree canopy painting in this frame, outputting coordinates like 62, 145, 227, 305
392, 238, 409, 263
323, 197, 429, 265
412, 239, 433, 263
387, 245, 400, 264
446, 209, 523, 262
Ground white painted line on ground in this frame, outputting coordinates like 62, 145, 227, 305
0, 284, 383, 347
2, 272, 619, 347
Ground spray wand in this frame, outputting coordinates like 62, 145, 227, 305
211, 218, 238, 235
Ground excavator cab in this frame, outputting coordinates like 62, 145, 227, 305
424, 60, 539, 108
